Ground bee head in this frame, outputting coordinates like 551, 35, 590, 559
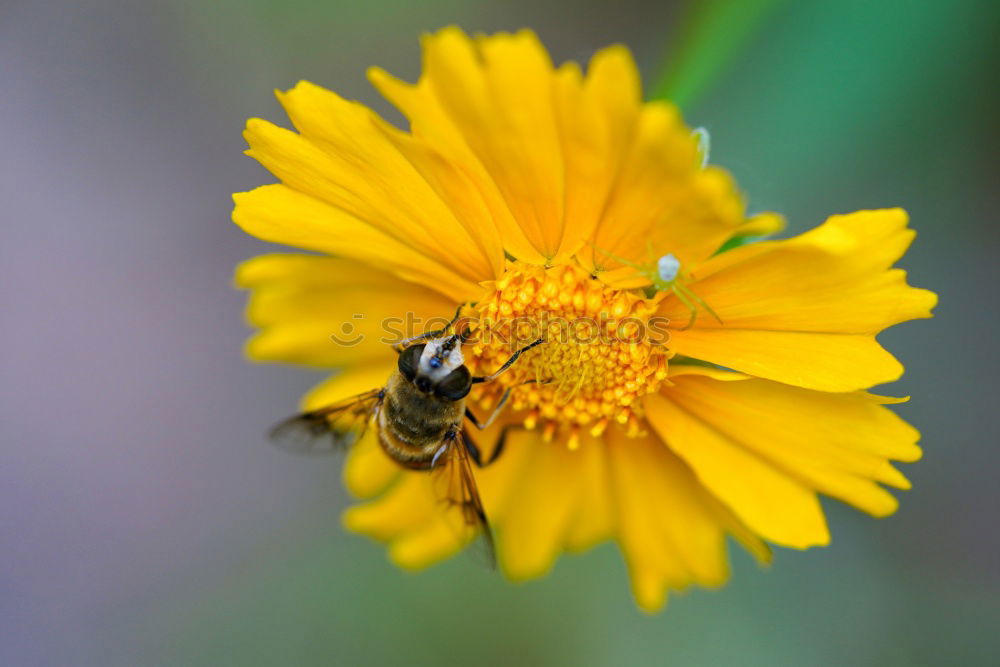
397, 332, 473, 400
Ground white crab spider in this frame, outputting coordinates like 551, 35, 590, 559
592, 243, 722, 330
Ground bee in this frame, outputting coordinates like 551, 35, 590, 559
269, 307, 544, 565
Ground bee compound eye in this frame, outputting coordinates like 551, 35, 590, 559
434, 366, 472, 401
397, 344, 425, 381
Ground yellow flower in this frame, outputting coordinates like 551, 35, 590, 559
233, 27, 936, 611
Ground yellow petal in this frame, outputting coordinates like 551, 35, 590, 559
340, 429, 400, 501
648, 371, 922, 546
425, 29, 565, 259
662, 209, 937, 391
344, 415, 535, 572
666, 363, 749, 381
372, 28, 647, 265
605, 427, 738, 612
645, 388, 829, 549
236, 253, 455, 367
233, 184, 480, 303
667, 371, 920, 489
666, 329, 907, 393
489, 431, 586, 580
276, 80, 505, 280
344, 472, 466, 569
371, 125, 510, 276
551, 45, 642, 260
388, 513, 471, 570
242, 114, 491, 287
311, 366, 466, 566
562, 430, 615, 552
369, 65, 546, 266
583, 100, 765, 282
734, 211, 785, 237
343, 472, 430, 542
466, 425, 559, 574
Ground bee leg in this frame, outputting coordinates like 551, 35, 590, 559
465, 375, 551, 431
462, 424, 519, 468
465, 386, 513, 431
461, 428, 486, 467
392, 304, 466, 353
465, 376, 551, 467
471, 338, 545, 384
486, 424, 517, 465
478, 424, 523, 467
462, 395, 506, 467
430, 440, 451, 468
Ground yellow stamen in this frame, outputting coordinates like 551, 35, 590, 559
566, 428, 581, 451
470, 263, 670, 440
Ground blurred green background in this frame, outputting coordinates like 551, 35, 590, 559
2, 0, 998, 665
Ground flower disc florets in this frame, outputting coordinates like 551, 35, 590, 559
469, 263, 670, 445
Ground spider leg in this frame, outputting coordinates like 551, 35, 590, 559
671, 284, 700, 330
677, 282, 723, 325
645, 240, 658, 266
588, 242, 657, 283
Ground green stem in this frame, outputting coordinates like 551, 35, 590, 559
651, 0, 787, 109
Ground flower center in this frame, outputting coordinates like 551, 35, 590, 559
468, 263, 669, 447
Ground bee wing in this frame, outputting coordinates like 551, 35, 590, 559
431, 430, 496, 569
268, 388, 384, 455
